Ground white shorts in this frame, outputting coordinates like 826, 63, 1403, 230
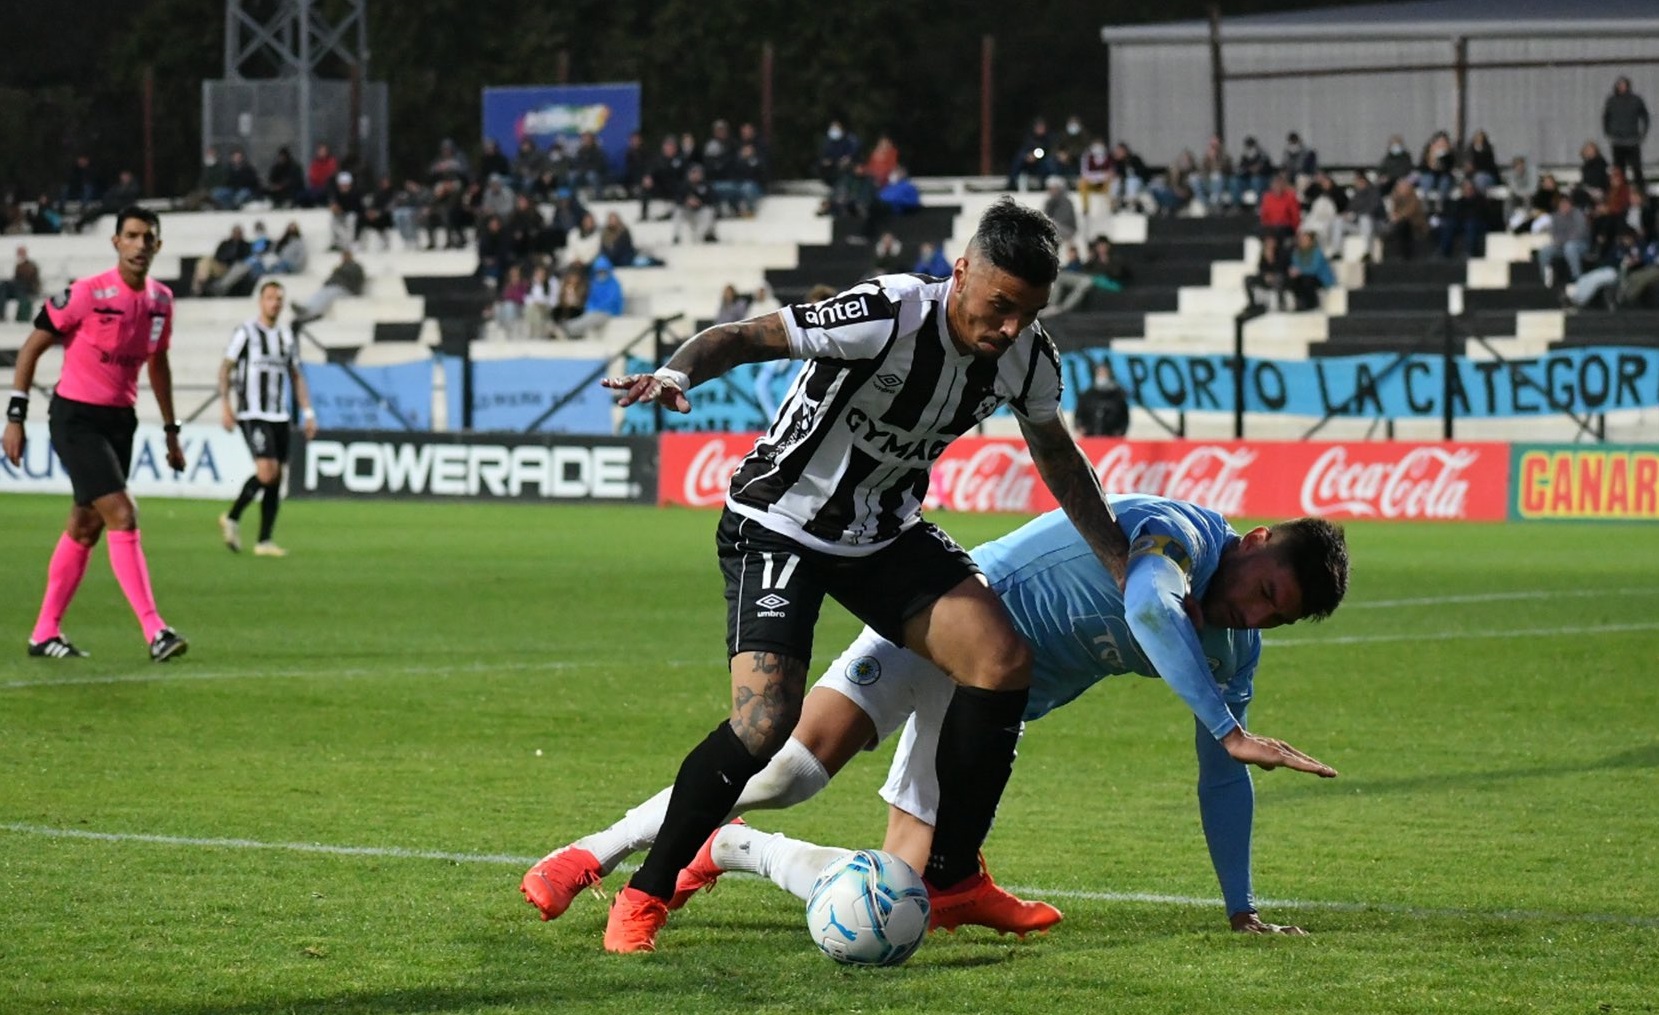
814, 626, 1024, 826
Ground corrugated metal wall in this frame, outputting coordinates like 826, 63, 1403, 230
1108, 35, 1659, 170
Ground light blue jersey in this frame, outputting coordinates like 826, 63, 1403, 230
974, 494, 1260, 726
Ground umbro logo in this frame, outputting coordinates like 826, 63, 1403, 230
874, 372, 903, 392
756, 594, 790, 610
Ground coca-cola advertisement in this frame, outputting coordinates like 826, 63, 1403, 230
656, 434, 1511, 521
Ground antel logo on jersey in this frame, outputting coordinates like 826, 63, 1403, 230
683, 439, 750, 506
1299, 445, 1478, 519
305, 439, 638, 499
1095, 444, 1255, 516
795, 295, 881, 329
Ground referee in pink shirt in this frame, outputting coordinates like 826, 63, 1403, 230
3, 206, 188, 662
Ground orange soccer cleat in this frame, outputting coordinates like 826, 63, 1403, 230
927, 860, 1063, 938
603, 885, 671, 953
668, 817, 743, 911
520, 845, 603, 921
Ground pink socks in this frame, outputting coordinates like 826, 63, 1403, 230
31, 534, 92, 644
106, 529, 165, 641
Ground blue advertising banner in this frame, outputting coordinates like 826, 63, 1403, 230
617, 357, 804, 434
303, 362, 434, 431
482, 83, 640, 179
443, 357, 615, 433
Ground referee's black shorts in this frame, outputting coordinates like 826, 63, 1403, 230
717, 508, 981, 667
48, 394, 138, 506
238, 419, 291, 462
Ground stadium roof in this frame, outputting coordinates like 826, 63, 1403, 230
1101, 0, 1659, 44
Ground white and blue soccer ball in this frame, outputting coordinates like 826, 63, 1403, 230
804, 849, 931, 967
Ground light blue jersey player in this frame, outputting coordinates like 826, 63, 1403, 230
524, 496, 1349, 938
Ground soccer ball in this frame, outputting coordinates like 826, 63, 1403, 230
804, 849, 931, 967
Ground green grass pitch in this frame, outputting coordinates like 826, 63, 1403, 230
2, 493, 1656, 1014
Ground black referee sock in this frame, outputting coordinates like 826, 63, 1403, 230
629, 722, 767, 900
258, 482, 281, 542
927, 684, 1029, 889
227, 476, 262, 521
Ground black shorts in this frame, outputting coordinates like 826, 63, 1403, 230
239, 419, 291, 462
48, 395, 137, 506
717, 508, 980, 665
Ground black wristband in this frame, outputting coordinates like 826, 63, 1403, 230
163, 422, 182, 434
6, 392, 26, 424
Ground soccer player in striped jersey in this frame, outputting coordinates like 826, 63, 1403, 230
523, 495, 1348, 937
581, 198, 1132, 953
3, 207, 188, 662
217, 280, 317, 557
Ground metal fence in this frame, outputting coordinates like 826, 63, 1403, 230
202, 78, 388, 179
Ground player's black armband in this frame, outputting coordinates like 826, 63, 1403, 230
6, 392, 26, 423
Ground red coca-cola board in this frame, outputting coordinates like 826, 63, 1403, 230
657, 434, 1512, 521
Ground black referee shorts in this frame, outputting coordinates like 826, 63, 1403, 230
239, 419, 291, 462
48, 394, 138, 506
717, 508, 981, 666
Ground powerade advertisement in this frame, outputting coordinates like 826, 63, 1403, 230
482, 83, 640, 178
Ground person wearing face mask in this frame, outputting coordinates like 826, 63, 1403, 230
816, 119, 862, 189
1376, 135, 1414, 194
1056, 115, 1090, 175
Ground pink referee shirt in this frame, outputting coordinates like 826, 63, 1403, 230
43, 268, 174, 408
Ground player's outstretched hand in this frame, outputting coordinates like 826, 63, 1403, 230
1220, 728, 1337, 778
600, 372, 692, 413
1231, 911, 1307, 935
2, 421, 23, 466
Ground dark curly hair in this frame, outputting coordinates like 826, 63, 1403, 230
1269, 516, 1350, 621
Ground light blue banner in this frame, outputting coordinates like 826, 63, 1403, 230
302, 362, 433, 431
442, 357, 614, 433
617, 357, 804, 434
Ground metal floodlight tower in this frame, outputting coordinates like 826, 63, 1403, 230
223, 0, 370, 165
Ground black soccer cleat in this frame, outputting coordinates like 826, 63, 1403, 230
28, 635, 89, 659
149, 627, 189, 663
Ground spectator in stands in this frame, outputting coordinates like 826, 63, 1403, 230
304, 143, 338, 207
479, 173, 515, 222
703, 121, 741, 214
512, 137, 548, 194
266, 146, 301, 208
478, 138, 511, 183
911, 241, 951, 277
1565, 226, 1645, 311
1626, 188, 1654, 240
1418, 130, 1456, 207
1258, 173, 1301, 241
601, 210, 654, 267
641, 134, 685, 222
191, 146, 229, 210
749, 283, 779, 317
1198, 135, 1233, 212
292, 248, 366, 325
475, 214, 512, 286
62, 153, 99, 207
430, 138, 472, 187
1538, 193, 1591, 289
1578, 141, 1611, 203
1043, 176, 1079, 241
731, 140, 768, 218
1077, 138, 1112, 216
357, 174, 397, 251
1376, 135, 1414, 194
1055, 115, 1090, 179
545, 138, 574, 190
1504, 156, 1535, 229
1516, 172, 1562, 235
570, 132, 610, 197
1245, 233, 1291, 311
547, 190, 587, 255
506, 194, 547, 262
221, 149, 261, 210
1604, 76, 1650, 192
1147, 152, 1196, 217
1007, 117, 1054, 192
1058, 241, 1084, 272
621, 131, 649, 199
1463, 130, 1500, 190
866, 134, 900, 191
326, 171, 364, 252
0, 245, 41, 321
871, 231, 905, 274
565, 211, 602, 271
1338, 172, 1382, 260
73, 170, 140, 233
391, 179, 431, 249
551, 263, 588, 327
213, 221, 272, 297
1619, 236, 1659, 307
268, 221, 308, 275
1074, 362, 1129, 438
1301, 173, 1343, 259
27, 194, 62, 235
714, 284, 750, 325
1232, 136, 1272, 207
1436, 179, 1490, 258
865, 164, 922, 241
1107, 141, 1149, 212
1592, 165, 1634, 256
1281, 132, 1318, 189
524, 262, 556, 339
673, 163, 717, 244
1043, 235, 1129, 316
494, 263, 528, 338
818, 117, 862, 189
192, 225, 252, 297
1286, 229, 1335, 312
1385, 178, 1430, 260
554, 254, 623, 339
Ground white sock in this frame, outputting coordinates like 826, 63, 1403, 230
574, 787, 672, 875
712, 824, 850, 903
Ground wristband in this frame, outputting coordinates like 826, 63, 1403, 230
653, 367, 690, 391
163, 422, 182, 435
302, 407, 317, 420
6, 391, 26, 424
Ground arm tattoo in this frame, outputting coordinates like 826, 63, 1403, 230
664, 313, 791, 388
1023, 418, 1130, 583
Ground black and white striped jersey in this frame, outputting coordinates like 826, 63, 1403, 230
727, 273, 1062, 555
224, 320, 299, 422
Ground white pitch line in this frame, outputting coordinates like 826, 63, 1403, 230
1348, 587, 1659, 609
3, 822, 1654, 929
1266, 621, 1659, 649
0, 657, 712, 691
